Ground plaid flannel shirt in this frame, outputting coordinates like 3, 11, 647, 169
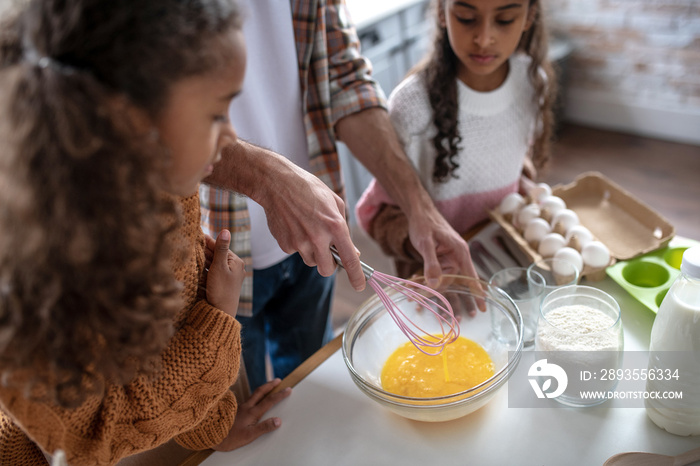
199, 0, 387, 316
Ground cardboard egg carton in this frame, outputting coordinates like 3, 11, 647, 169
488, 172, 676, 280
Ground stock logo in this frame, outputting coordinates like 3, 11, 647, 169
528, 359, 568, 399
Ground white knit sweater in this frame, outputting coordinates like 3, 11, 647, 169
356, 53, 538, 234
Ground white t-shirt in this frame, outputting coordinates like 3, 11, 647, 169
230, 0, 309, 269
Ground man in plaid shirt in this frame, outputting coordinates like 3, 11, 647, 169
201, 0, 478, 390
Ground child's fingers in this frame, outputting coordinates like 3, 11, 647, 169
245, 378, 281, 406
254, 387, 292, 417
247, 417, 282, 438
243, 380, 291, 418
212, 379, 289, 452
211, 230, 231, 268
228, 251, 244, 274
225, 415, 283, 451
205, 233, 216, 250
203, 235, 216, 266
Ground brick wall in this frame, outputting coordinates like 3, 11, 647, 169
546, 0, 700, 145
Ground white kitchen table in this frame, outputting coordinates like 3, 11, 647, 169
181, 272, 700, 466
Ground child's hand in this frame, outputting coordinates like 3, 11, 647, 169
204, 234, 216, 270
206, 229, 245, 317
212, 379, 292, 452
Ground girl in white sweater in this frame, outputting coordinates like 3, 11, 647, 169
356, 0, 556, 277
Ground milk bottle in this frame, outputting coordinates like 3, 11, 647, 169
645, 245, 700, 436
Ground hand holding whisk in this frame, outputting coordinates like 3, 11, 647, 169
330, 247, 460, 355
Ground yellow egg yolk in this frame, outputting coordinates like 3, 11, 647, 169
381, 337, 494, 397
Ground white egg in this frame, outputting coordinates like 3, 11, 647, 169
499, 192, 525, 217
551, 209, 580, 235
582, 241, 611, 268
554, 247, 584, 275
539, 195, 567, 221
516, 203, 541, 231
524, 218, 552, 245
565, 225, 594, 250
538, 233, 566, 257
530, 182, 552, 203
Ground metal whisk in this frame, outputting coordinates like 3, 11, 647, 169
330, 247, 460, 355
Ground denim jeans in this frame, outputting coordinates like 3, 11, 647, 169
238, 253, 335, 391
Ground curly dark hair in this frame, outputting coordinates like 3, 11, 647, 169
417, 0, 557, 183
0, 0, 242, 408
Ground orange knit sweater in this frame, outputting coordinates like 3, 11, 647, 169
0, 194, 241, 465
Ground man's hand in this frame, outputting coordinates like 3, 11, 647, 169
336, 108, 479, 288
204, 141, 366, 292
262, 165, 365, 291
406, 207, 479, 289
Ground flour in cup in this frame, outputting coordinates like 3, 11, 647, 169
537, 304, 618, 351
534, 293, 623, 407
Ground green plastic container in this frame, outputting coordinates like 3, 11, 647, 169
606, 237, 700, 313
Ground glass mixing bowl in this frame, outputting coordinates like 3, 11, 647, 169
342, 275, 523, 422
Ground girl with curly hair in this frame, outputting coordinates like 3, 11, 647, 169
0, 0, 290, 464
356, 0, 557, 277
